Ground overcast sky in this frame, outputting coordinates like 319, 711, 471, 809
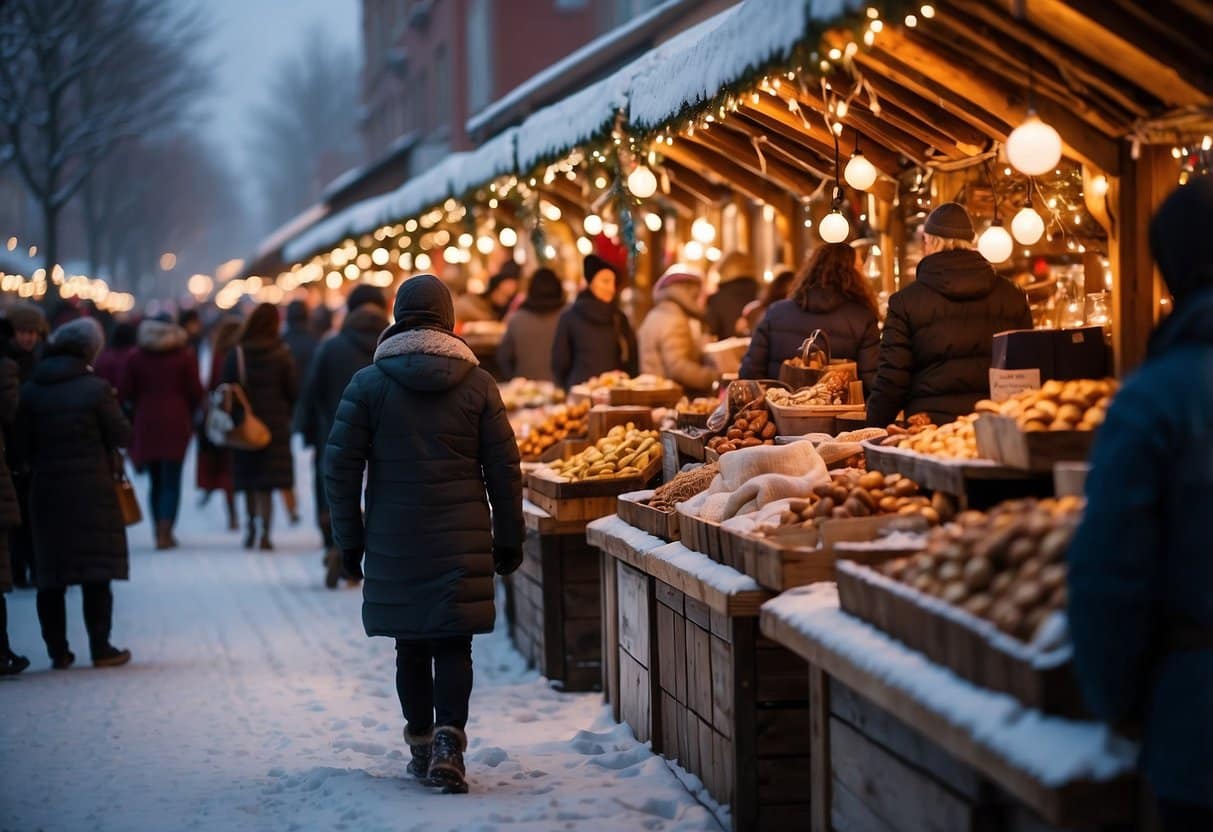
200, 0, 361, 220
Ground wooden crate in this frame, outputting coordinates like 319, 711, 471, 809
616, 490, 679, 541
588, 405, 655, 442
607, 384, 684, 408
836, 560, 1084, 716
676, 504, 725, 563
503, 522, 602, 692
527, 455, 663, 523
660, 428, 713, 481
975, 415, 1096, 472
862, 438, 1047, 508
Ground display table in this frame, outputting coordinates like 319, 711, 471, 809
502, 500, 602, 691
760, 583, 1140, 832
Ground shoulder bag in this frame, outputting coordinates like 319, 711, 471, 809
206, 346, 272, 451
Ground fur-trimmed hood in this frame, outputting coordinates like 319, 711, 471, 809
137, 319, 188, 352
374, 328, 479, 393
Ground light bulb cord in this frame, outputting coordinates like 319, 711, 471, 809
832, 123, 843, 207
984, 160, 1001, 223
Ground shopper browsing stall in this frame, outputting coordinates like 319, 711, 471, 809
551, 254, 637, 389
866, 203, 1032, 426
497, 268, 565, 381
637, 265, 718, 395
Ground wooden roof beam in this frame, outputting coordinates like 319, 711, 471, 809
659, 141, 796, 207
714, 118, 835, 181
657, 157, 733, 205
743, 96, 905, 178
686, 125, 822, 198
825, 72, 980, 158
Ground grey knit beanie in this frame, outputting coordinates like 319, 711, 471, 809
50, 317, 105, 364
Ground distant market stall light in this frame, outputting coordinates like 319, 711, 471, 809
159, 252, 176, 271
582, 214, 603, 236
644, 212, 663, 233
691, 218, 716, 244
498, 227, 518, 247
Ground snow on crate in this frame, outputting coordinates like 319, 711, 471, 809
628, 0, 866, 131
650, 541, 761, 596
586, 512, 667, 554
761, 584, 1138, 787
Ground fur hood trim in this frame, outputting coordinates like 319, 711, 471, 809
373, 328, 479, 366
137, 319, 188, 352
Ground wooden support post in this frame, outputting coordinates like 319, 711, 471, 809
809, 666, 831, 832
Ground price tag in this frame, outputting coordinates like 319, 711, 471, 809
988, 368, 1041, 402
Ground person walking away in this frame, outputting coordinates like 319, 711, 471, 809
94, 322, 137, 391
297, 285, 388, 588
18, 318, 132, 669
197, 316, 243, 530
737, 267, 795, 337
2, 302, 48, 589
120, 318, 203, 550
865, 203, 1032, 426
705, 252, 759, 339
740, 244, 881, 388
178, 309, 204, 355
637, 266, 719, 396
497, 268, 565, 381
0, 350, 28, 674
326, 275, 523, 794
551, 255, 638, 389
280, 300, 317, 526
224, 303, 298, 551
1067, 177, 1213, 831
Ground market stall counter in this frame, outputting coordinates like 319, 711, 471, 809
760, 583, 1141, 832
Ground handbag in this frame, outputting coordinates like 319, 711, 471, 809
206, 346, 272, 451
112, 454, 142, 527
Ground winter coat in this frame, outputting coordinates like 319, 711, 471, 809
866, 249, 1033, 426
18, 353, 132, 588
222, 338, 298, 491
705, 277, 759, 338
0, 357, 20, 593
298, 305, 387, 450
196, 345, 234, 494
1067, 290, 1213, 808
497, 307, 562, 381
636, 284, 717, 394
283, 323, 319, 381
94, 345, 135, 392
739, 290, 881, 388
551, 290, 638, 389
325, 328, 523, 640
120, 321, 203, 467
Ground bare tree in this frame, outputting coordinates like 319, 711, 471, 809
248, 25, 361, 231
0, 0, 204, 290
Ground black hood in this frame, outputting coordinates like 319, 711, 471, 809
914, 249, 999, 301
373, 328, 478, 393
572, 289, 619, 325
341, 305, 388, 354
1149, 288, 1213, 357
31, 353, 91, 385
1150, 175, 1213, 303
799, 285, 848, 314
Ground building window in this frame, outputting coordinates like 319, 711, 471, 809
466, 0, 492, 114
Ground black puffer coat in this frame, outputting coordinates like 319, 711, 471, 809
866, 249, 1033, 426
551, 290, 638, 389
223, 339, 298, 491
325, 327, 523, 640
739, 289, 880, 388
282, 303, 319, 380
298, 305, 387, 449
0, 357, 20, 594
18, 352, 132, 589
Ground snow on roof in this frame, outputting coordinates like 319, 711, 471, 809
762, 583, 1139, 788
451, 128, 518, 196
283, 191, 396, 262
383, 152, 467, 220
321, 132, 418, 202
515, 7, 736, 171
254, 203, 330, 261
466, 0, 690, 138
629, 0, 864, 130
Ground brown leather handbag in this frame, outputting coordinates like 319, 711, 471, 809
112, 454, 142, 527
205, 346, 271, 451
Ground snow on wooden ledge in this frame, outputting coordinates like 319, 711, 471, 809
761, 583, 1138, 788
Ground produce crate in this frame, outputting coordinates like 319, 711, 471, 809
737, 515, 928, 592
835, 560, 1083, 716
606, 383, 684, 408
588, 405, 654, 442
767, 401, 865, 437
974, 414, 1096, 472
616, 490, 679, 541
862, 438, 1042, 507
676, 503, 727, 564
533, 437, 590, 463
526, 455, 663, 523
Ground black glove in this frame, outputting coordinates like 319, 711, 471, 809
493, 545, 523, 576
342, 549, 364, 581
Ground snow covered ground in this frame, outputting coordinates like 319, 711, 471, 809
0, 446, 724, 832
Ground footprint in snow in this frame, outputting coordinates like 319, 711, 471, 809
471, 746, 508, 767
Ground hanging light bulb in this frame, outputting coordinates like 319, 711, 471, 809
643, 212, 663, 233
844, 151, 878, 191
691, 217, 716, 244
1006, 112, 1062, 176
475, 235, 495, 254
819, 211, 851, 244
498, 227, 518, 247
626, 165, 658, 199
583, 214, 603, 236
978, 222, 1014, 263
576, 236, 593, 256
1010, 206, 1045, 245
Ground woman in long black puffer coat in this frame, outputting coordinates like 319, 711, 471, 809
326, 275, 523, 795
0, 351, 27, 675
223, 303, 298, 551
18, 318, 133, 669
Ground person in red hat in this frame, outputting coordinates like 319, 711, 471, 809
636, 264, 718, 395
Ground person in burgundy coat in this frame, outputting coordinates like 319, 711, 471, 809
93, 322, 137, 392
120, 318, 203, 549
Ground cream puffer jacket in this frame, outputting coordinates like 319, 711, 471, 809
636, 282, 718, 394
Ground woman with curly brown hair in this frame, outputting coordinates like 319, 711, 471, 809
739, 243, 880, 388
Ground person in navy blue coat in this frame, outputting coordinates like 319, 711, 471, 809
1067, 176, 1213, 830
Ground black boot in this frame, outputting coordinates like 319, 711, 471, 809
323, 548, 341, 589
427, 726, 468, 794
0, 649, 30, 675
243, 519, 256, 550
51, 650, 75, 670
91, 644, 132, 668
404, 726, 433, 780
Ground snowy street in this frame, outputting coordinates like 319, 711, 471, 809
0, 449, 723, 832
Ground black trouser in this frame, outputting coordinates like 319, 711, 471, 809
313, 446, 332, 548
395, 636, 473, 735
36, 582, 113, 659
9, 474, 34, 586
1159, 799, 1213, 831
147, 460, 185, 525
